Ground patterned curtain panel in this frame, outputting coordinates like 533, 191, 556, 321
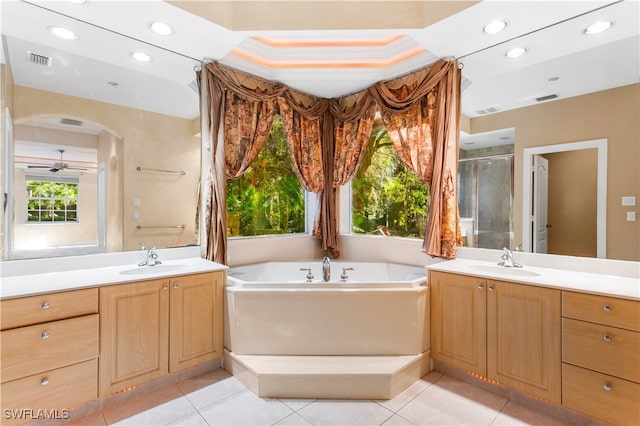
369, 60, 461, 259
200, 59, 461, 263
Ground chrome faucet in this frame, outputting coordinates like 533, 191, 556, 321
139, 247, 161, 266
322, 256, 331, 282
498, 247, 522, 268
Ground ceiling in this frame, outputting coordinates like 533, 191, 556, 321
1, 0, 639, 156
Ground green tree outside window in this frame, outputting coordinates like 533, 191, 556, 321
26, 179, 79, 222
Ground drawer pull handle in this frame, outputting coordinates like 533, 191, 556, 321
488, 286, 495, 292
603, 334, 612, 342
41, 331, 50, 339
477, 283, 484, 289
173, 283, 179, 288
162, 284, 169, 290
603, 383, 612, 391
603, 304, 612, 312
41, 302, 50, 309
41, 378, 49, 386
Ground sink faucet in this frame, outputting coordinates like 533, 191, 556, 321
139, 247, 161, 266
322, 256, 331, 282
498, 247, 522, 268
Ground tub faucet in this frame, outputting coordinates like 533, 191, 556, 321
498, 247, 522, 268
322, 256, 331, 282
139, 247, 161, 266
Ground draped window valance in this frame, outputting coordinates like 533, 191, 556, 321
200, 59, 461, 265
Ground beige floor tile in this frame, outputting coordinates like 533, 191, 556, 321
397, 375, 507, 425
102, 386, 185, 424
181, 373, 246, 410
111, 396, 197, 426
278, 399, 317, 412
198, 390, 294, 425
297, 400, 394, 425
274, 412, 314, 425
166, 412, 208, 425
381, 414, 417, 425
375, 370, 442, 412
491, 401, 570, 426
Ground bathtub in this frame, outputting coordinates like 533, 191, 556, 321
224, 261, 430, 356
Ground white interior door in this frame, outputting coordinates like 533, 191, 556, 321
532, 155, 549, 253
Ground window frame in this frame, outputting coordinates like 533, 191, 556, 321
25, 175, 80, 224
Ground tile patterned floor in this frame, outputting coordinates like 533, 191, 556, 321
69, 369, 570, 426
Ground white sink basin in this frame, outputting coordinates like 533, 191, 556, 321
470, 264, 541, 277
120, 264, 187, 276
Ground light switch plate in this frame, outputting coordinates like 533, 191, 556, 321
132, 198, 140, 207
627, 211, 636, 222
622, 196, 636, 206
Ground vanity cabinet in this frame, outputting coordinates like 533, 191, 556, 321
0, 288, 99, 421
99, 271, 224, 395
430, 271, 561, 403
561, 291, 640, 425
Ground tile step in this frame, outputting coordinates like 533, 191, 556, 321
224, 350, 430, 400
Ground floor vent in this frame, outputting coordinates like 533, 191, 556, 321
26, 51, 53, 67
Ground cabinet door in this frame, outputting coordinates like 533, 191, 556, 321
487, 280, 561, 403
430, 271, 486, 375
99, 279, 169, 396
170, 272, 224, 372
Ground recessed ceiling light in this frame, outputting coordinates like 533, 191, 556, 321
483, 20, 507, 34
131, 52, 152, 62
149, 21, 173, 36
48, 26, 78, 40
505, 47, 526, 59
584, 21, 613, 35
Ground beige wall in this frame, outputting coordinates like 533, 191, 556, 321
470, 83, 640, 261
546, 149, 598, 258
12, 86, 200, 253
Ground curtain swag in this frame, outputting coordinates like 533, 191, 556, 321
200, 59, 461, 265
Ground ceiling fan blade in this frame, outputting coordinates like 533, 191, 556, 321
27, 165, 51, 168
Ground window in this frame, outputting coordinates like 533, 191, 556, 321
26, 176, 79, 222
226, 117, 305, 236
351, 128, 429, 238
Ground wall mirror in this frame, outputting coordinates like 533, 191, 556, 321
1, 1, 201, 260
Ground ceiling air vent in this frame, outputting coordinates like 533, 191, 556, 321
536, 93, 559, 102
475, 106, 501, 115
26, 51, 52, 67
60, 118, 83, 126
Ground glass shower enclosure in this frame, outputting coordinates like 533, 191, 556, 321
458, 153, 513, 250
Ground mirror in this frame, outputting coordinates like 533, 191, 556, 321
458, 1, 639, 261
1, 1, 201, 260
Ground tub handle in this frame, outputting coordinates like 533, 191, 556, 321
300, 267, 314, 282
340, 267, 355, 282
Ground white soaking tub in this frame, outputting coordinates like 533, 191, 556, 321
223, 260, 431, 399
225, 261, 429, 356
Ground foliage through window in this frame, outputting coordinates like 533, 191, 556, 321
352, 128, 429, 238
226, 117, 305, 236
26, 176, 79, 223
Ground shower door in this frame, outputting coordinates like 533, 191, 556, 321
458, 155, 513, 250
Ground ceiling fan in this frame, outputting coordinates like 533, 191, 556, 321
27, 149, 87, 173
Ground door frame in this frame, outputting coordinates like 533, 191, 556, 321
522, 138, 607, 258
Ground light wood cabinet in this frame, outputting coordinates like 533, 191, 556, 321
0, 289, 99, 424
562, 291, 640, 425
430, 272, 486, 375
430, 271, 561, 403
99, 271, 224, 396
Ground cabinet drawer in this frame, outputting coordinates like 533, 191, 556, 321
562, 318, 639, 382
562, 291, 639, 331
563, 363, 639, 425
1, 288, 98, 330
1, 314, 99, 383
0, 359, 97, 424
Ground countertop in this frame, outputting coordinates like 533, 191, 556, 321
427, 258, 640, 301
1, 252, 227, 300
